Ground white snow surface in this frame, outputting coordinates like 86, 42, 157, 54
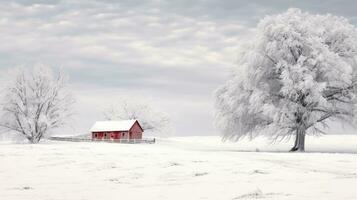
1, 135, 357, 200
89, 120, 137, 132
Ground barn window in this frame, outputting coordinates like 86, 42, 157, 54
94, 133, 97, 138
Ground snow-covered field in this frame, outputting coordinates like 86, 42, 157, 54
1, 135, 357, 200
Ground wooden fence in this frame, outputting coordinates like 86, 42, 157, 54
48, 137, 156, 144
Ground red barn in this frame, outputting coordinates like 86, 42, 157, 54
90, 120, 144, 140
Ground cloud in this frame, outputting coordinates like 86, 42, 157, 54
0, 0, 356, 135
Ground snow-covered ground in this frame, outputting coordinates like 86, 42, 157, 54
1, 135, 357, 200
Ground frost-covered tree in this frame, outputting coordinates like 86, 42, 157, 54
0, 65, 74, 143
104, 98, 171, 136
215, 9, 357, 151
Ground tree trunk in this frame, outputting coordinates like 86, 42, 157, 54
27, 135, 40, 144
289, 131, 299, 152
297, 132, 305, 151
28, 137, 36, 144
290, 128, 306, 152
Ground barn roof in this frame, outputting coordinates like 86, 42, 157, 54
90, 120, 138, 132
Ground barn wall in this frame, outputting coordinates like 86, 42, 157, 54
92, 132, 104, 139
130, 122, 143, 139
121, 131, 129, 139
92, 131, 131, 140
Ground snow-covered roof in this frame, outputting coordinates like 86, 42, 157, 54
90, 120, 137, 132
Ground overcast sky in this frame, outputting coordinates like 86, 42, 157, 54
0, 0, 357, 136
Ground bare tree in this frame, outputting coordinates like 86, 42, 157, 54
0, 65, 74, 143
215, 9, 357, 151
104, 97, 171, 136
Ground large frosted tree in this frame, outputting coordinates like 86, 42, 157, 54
0, 65, 74, 143
215, 9, 357, 151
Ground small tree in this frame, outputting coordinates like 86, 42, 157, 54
104, 98, 171, 136
215, 9, 357, 151
0, 65, 74, 143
